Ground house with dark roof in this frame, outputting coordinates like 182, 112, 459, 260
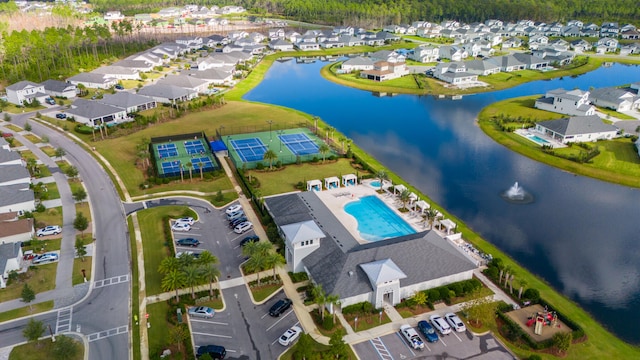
0, 242, 23, 288
589, 87, 640, 111
0, 217, 34, 244
0, 165, 30, 187
91, 66, 140, 80
5, 81, 47, 106
535, 115, 618, 144
65, 98, 128, 127
0, 184, 35, 214
535, 88, 595, 116
264, 192, 477, 309
340, 57, 375, 72
41, 80, 77, 99
156, 75, 210, 93
0, 148, 23, 167
137, 84, 198, 104
97, 93, 157, 114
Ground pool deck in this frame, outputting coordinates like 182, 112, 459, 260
514, 128, 566, 148
314, 180, 427, 244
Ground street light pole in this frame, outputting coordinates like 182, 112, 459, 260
267, 120, 273, 141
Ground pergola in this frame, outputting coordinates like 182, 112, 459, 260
342, 174, 357, 187
438, 218, 457, 235
415, 200, 430, 214
307, 179, 322, 191
324, 176, 340, 190
394, 184, 407, 195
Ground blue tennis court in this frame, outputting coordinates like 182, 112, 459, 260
192, 157, 214, 170
230, 138, 268, 162
158, 148, 178, 158
161, 160, 181, 173
279, 133, 319, 155
184, 140, 206, 155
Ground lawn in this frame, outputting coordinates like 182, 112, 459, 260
595, 106, 637, 120
249, 281, 282, 302
72, 257, 92, 286
33, 206, 63, 228
343, 311, 391, 332
478, 97, 640, 188
0, 263, 57, 302
146, 301, 194, 359
23, 134, 42, 143
0, 301, 54, 323
128, 218, 142, 360
43, 182, 60, 200
75, 201, 92, 223
91, 101, 307, 197
9, 337, 83, 360
4, 124, 23, 132
245, 158, 369, 196
39, 145, 57, 157
137, 206, 195, 296
22, 239, 61, 253
3, 103, 45, 114
279, 334, 358, 360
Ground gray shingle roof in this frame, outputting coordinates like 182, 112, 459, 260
343, 56, 374, 66
91, 66, 138, 76
0, 164, 30, 184
589, 87, 635, 104
0, 149, 21, 165
67, 73, 112, 84
41, 79, 75, 93
137, 84, 195, 100
156, 75, 209, 89
6, 80, 41, 91
67, 99, 124, 119
186, 69, 232, 81
0, 183, 34, 207
0, 242, 21, 275
537, 115, 618, 136
98, 93, 156, 109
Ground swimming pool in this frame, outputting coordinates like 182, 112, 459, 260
526, 134, 550, 145
344, 196, 416, 241
369, 180, 381, 189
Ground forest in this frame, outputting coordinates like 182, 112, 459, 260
90, 0, 640, 27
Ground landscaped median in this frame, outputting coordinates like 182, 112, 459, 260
478, 96, 640, 188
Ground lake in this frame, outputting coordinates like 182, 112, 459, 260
245, 59, 640, 343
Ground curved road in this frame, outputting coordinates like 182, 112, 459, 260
0, 111, 130, 360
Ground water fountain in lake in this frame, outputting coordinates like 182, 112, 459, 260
501, 182, 534, 204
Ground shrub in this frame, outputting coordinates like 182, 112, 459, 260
35, 203, 46, 213
255, 162, 265, 170
428, 289, 440, 302
448, 282, 463, 297
288, 272, 309, 283
438, 287, 450, 302
523, 288, 540, 302
322, 315, 334, 330
528, 355, 542, 360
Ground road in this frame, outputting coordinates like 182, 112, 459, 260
0, 111, 131, 359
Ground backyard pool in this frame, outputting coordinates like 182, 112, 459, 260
526, 134, 551, 145
344, 196, 416, 241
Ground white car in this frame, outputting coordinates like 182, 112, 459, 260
36, 225, 61, 237
278, 325, 302, 346
171, 222, 191, 232
430, 314, 452, 335
32, 252, 59, 264
400, 324, 424, 350
225, 204, 242, 215
233, 221, 253, 234
175, 217, 195, 226
445, 312, 466, 332
188, 306, 215, 319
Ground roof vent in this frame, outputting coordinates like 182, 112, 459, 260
348, 271, 354, 277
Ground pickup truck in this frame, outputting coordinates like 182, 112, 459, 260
400, 324, 424, 350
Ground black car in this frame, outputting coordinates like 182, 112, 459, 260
239, 235, 259, 247
229, 216, 248, 228
176, 238, 200, 247
269, 298, 292, 317
196, 344, 226, 359
56, 113, 67, 119
115, 84, 124, 90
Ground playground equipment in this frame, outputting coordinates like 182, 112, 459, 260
526, 310, 558, 335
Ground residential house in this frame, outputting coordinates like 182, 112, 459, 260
112, 60, 154, 73
127, 52, 165, 67
103, 11, 124, 21
528, 34, 549, 50
186, 68, 234, 86
65, 99, 129, 127
176, 36, 203, 50
227, 31, 248, 41
263, 192, 476, 309
409, 45, 439, 63
535, 115, 618, 144
338, 35, 364, 47
548, 39, 570, 51
285, 31, 301, 43
248, 32, 266, 43
376, 31, 401, 42
567, 20, 584, 28
600, 22, 619, 37
620, 29, 640, 40
570, 39, 593, 53
268, 28, 285, 40
137, 84, 198, 104
501, 37, 523, 49
0, 217, 34, 244
334, 26, 354, 36
0, 184, 34, 214
0, 242, 23, 288
156, 75, 210, 94
595, 38, 618, 54
222, 44, 244, 53
488, 55, 526, 72
5, 81, 47, 106
0, 164, 30, 187
360, 61, 409, 82
295, 41, 320, 51
98, 93, 157, 114
41, 80, 77, 99
268, 39, 294, 51
0, 148, 22, 167
207, 34, 230, 46
157, 7, 182, 18
370, 50, 406, 63
91, 66, 140, 81
513, 52, 550, 69
66, 73, 118, 89
464, 59, 501, 76
620, 43, 640, 56
534, 88, 596, 116
433, 62, 479, 84
561, 26, 582, 37
340, 57, 375, 73
589, 87, 640, 111
438, 45, 468, 61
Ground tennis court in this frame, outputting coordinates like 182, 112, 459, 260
279, 133, 319, 155
157, 144, 178, 158
192, 156, 215, 170
230, 138, 268, 162
161, 160, 182, 174
151, 132, 219, 177
184, 140, 207, 155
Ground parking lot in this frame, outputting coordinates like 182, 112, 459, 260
353, 326, 515, 360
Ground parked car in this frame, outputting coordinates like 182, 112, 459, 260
36, 225, 61, 237
225, 204, 242, 215
229, 216, 248, 228
56, 113, 67, 119
417, 320, 439, 343
196, 344, 226, 359
188, 306, 215, 318
171, 222, 191, 232
239, 235, 259, 247
32, 252, 59, 264
176, 217, 195, 225
430, 314, 452, 335
115, 84, 124, 90
45, 98, 56, 105
445, 312, 466, 332
233, 221, 253, 234
226, 209, 244, 221
269, 298, 292, 317
400, 324, 425, 350
176, 238, 200, 247
278, 325, 302, 346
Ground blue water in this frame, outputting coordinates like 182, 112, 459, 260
245, 60, 640, 343
344, 196, 416, 241
370, 180, 382, 188
528, 134, 550, 145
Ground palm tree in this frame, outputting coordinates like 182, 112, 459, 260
318, 143, 330, 163
518, 279, 528, 299
399, 189, 411, 211
244, 253, 267, 286
162, 269, 186, 302
312, 284, 327, 320
158, 257, 180, 274
197, 251, 221, 297
265, 252, 285, 278
186, 162, 193, 182
263, 149, 277, 170
183, 265, 202, 299
327, 294, 341, 324
375, 170, 388, 190
197, 160, 204, 179
424, 208, 440, 230
338, 136, 346, 154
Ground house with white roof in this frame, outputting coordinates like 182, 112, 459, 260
0, 242, 23, 288
264, 192, 477, 309
5, 81, 47, 106
535, 115, 618, 144
186, 69, 234, 86
433, 62, 479, 84
340, 57, 375, 72
67, 73, 118, 89
269, 39, 294, 51
91, 66, 140, 81
360, 61, 409, 82
409, 45, 439, 63
535, 88, 596, 116
104, 11, 124, 21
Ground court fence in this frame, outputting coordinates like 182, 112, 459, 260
149, 131, 222, 178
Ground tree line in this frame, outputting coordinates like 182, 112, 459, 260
89, 0, 640, 27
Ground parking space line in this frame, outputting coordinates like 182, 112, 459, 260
440, 337, 447, 346
175, 246, 201, 249
395, 332, 416, 356
369, 338, 393, 360
266, 309, 294, 332
190, 319, 229, 325
451, 331, 462, 342
192, 332, 232, 338
229, 234, 244, 242
177, 233, 202, 237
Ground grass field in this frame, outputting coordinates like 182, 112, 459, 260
33, 206, 63, 228
9, 337, 83, 360
0, 301, 54, 323
39, 145, 57, 157
478, 97, 640, 188
0, 263, 57, 302
72, 257, 92, 286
